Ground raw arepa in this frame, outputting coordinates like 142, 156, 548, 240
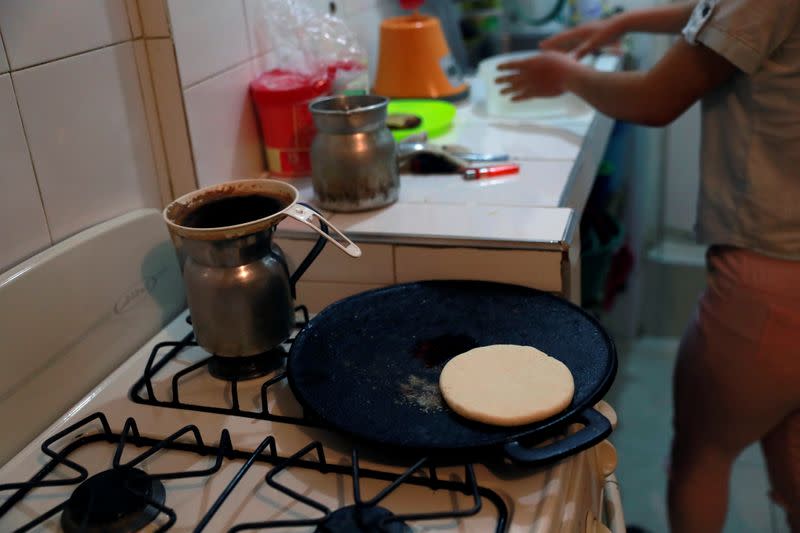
439, 344, 575, 426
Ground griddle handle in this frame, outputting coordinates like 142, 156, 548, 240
502, 408, 612, 465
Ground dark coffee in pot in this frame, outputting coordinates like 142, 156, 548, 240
180, 195, 284, 229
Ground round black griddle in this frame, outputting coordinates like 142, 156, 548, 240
287, 280, 617, 465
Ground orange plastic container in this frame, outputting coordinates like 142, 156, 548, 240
373, 14, 469, 101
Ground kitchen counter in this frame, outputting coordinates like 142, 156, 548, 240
275, 53, 621, 310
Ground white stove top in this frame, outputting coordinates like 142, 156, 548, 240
0, 209, 623, 532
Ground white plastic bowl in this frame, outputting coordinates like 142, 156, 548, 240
478, 51, 595, 120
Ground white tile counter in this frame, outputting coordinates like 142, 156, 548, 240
275, 54, 621, 310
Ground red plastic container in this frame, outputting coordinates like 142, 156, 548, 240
250, 69, 332, 177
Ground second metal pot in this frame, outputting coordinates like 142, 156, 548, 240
310, 95, 399, 212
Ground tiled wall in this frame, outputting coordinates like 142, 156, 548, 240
165, 0, 392, 189
0, 0, 168, 272
164, 0, 664, 192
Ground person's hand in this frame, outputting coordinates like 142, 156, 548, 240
495, 51, 579, 101
540, 18, 622, 59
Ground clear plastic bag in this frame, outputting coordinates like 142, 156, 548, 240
254, 0, 368, 94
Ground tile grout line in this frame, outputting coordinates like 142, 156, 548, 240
142, 38, 180, 201
5, 73, 54, 245
241, 0, 255, 65
134, 0, 146, 39
121, 0, 139, 40
167, 39, 201, 193
9, 38, 132, 74
0, 23, 53, 243
158, 0, 201, 192
0, 25, 10, 71
181, 0, 274, 94
127, 0, 166, 204
240, 0, 276, 177
182, 54, 254, 91
133, 39, 175, 206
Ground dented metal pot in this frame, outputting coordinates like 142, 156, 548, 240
310, 95, 399, 212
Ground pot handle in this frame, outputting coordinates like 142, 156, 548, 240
286, 206, 328, 296
502, 407, 612, 465
285, 203, 362, 258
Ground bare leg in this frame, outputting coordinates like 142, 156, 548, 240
669, 313, 749, 533
762, 411, 800, 532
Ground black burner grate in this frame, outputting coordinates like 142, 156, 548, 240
199, 441, 488, 532
0, 413, 507, 532
0, 413, 233, 532
129, 307, 315, 427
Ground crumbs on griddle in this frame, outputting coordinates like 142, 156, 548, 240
398, 375, 444, 413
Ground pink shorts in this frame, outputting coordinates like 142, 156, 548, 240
673, 245, 800, 526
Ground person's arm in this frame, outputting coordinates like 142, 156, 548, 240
611, 1, 697, 35
541, 2, 697, 57
496, 39, 736, 127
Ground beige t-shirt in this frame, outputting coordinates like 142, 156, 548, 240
683, 0, 800, 260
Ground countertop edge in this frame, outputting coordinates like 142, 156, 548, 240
274, 229, 568, 252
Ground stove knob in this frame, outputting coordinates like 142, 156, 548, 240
594, 400, 618, 430
595, 439, 618, 477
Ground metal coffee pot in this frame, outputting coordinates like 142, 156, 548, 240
310, 95, 399, 212
163, 179, 360, 358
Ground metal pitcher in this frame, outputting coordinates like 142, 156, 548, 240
310, 95, 399, 212
163, 179, 360, 358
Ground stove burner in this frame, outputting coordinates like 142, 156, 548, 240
60, 467, 165, 533
316, 505, 411, 533
208, 348, 285, 381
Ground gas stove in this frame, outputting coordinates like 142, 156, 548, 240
0, 209, 624, 532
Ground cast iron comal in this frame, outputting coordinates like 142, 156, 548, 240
287, 280, 617, 466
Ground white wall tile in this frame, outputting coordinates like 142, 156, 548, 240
167, 0, 249, 87
138, 0, 170, 37
342, 6, 384, 82
244, 0, 342, 59
309, 0, 333, 15
183, 59, 264, 188
146, 38, 196, 198
0, 75, 50, 272
242, 0, 272, 58
13, 42, 160, 242
338, 0, 379, 16
0, 35, 8, 73
0, 0, 131, 69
